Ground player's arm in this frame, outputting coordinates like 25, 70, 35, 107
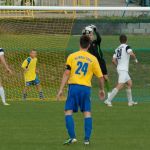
93, 58, 105, 100
22, 57, 32, 72
57, 69, 70, 101
57, 55, 72, 101
95, 30, 101, 45
0, 51, 12, 74
129, 51, 138, 63
112, 54, 118, 67
90, 25, 101, 44
126, 46, 138, 63
21, 60, 28, 72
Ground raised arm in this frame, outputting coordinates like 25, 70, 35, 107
95, 30, 102, 45
90, 24, 101, 44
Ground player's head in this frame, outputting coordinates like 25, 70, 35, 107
120, 34, 127, 44
82, 26, 94, 41
80, 35, 91, 50
30, 49, 37, 58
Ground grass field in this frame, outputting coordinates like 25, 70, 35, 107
0, 32, 150, 150
0, 101, 150, 150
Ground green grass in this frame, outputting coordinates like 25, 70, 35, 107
68, 35, 150, 51
0, 101, 150, 150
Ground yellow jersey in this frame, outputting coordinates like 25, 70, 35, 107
66, 50, 103, 87
22, 57, 37, 82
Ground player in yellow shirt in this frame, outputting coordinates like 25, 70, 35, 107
22, 50, 44, 100
57, 35, 105, 145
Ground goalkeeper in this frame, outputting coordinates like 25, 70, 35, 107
82, 25, 111, 98
21, 50, 44, 100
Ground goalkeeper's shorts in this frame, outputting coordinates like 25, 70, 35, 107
65, 84, 91, 113
25, 76, 40, 86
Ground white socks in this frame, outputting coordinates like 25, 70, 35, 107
0, 87, 6, 104
126, 89, 133, 103
107, 88, 118, 102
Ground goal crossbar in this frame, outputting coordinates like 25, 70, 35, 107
0, 6, 149, 11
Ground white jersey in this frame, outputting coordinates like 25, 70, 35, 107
0, 48, 4, 56
113, 44, 132, 72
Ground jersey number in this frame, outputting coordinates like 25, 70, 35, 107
116, 48, 122, 59
75, 61, 88, 76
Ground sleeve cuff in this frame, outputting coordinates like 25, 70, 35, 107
0, 52, 4, 56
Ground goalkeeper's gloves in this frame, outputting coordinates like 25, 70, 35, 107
82, 26, 93, 35
89, 24, 97, 32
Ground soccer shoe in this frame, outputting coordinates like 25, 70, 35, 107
3, 102, 10, 106
128, 101, 138, 107
104, 100, 112, 107
84, 140, 90, 145
63, 138, 77, 145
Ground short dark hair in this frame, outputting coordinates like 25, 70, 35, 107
30, 49, 36, 52
120, 34, 127, 43
80, 35, 91, 49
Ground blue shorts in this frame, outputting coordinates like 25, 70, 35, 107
65, 84, 91, 113
25, 76, 40, 86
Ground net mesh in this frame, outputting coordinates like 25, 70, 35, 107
0, 8, 150, 102
0, 10, 75, 100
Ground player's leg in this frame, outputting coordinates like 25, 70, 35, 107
64, 85, 78, 145
126, 80, 138, 106
83, 111, 92, 145
105, 83, 124, 107
105, 70, 127, 106
35, 84, 44, 99
80, 86, 92, 145
23, 84, 29, 100
103, 74, 111, 97
64, 110, 77, 145
0, 80, 9, 106
100, 62, 111, 97
34, 76, 44, 99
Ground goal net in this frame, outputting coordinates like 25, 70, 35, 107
0, 6, 150, 102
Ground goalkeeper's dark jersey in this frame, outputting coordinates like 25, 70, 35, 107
88, 31, 108, 75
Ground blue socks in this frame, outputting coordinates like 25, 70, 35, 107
65, 115, 92, 140
84, 117, 92, 140
65, 115, 76, 139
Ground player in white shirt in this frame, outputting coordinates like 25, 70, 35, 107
104, 34, 138, 107
0, 48, 12, 106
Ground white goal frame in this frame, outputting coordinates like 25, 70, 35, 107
0, 6, 149, 11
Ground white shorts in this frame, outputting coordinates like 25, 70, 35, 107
117, 70, 131, 83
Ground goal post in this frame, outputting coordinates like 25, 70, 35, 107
0, 6, 149, 101
0, 6, 150, 11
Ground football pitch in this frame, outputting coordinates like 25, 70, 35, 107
0, 34, 150, 150
0, 101, 150, 150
